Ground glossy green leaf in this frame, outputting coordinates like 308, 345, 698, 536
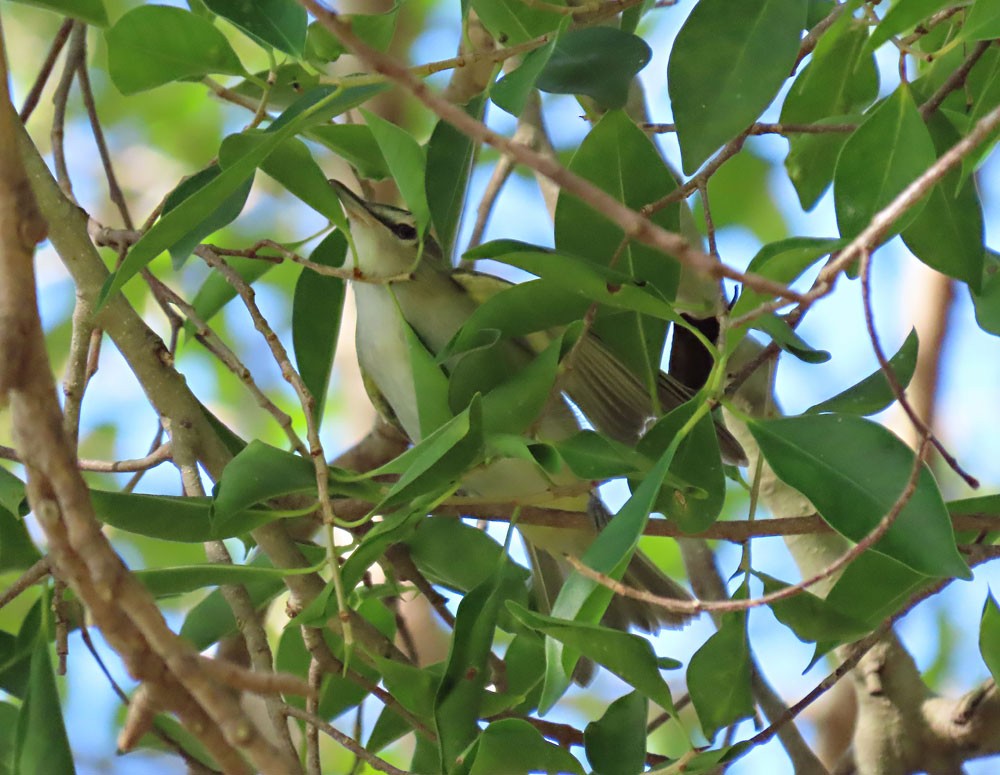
834, 86, 936, 238
11, 0, 107, 25
956, 0, 1000, 42
105, 6, 245, 94
749, 415, 970, 579
979, 593, 1000, 685
435, 571, 504, 771
308, 124, 390, 180
669, 0, 808, 173
730, 237, 843, 322
0, 509, 41, 571
470, 0, 564, 44
15, 637, 74, 775
971, 252, 1000, 336
901, 113, 985, 290
426, 96, 485, 259
0, 467, 27, 518
510, 604, 677, 715
91, 490, 279, 542
203, 0, 306, 56
781, 15, 877, 208
553, 110, 681, 379
443, 277, 589, 359
821, 551, 926, 637
784, 117, 858, 211
536, 27, 651, 109
492, 31, 560, 116
160, 163, 254, 266
407, 516, 529, 593
806, 328, 919, 415
556, 430, 648, 480
373, 402, 484, 510
584, 691, 647, 775
637, 402, 725, 533
688, 597, 752, 741
362, 109, 430, 230
0, 701, 17, 773
539, 429, 684, 709
136, 563, 313, 599
870, 0, 953, 50
293, 231, 348, 424
221, 135, 346, 228
101, 85, 384, 303
752, 313, 831, 363
465, 719, 585, 775
211, 440, 376, 534
758, 573, 870, 643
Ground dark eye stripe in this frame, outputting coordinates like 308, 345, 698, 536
389, 222, 418, 240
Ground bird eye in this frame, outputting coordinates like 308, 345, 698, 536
391, 222, 418, 241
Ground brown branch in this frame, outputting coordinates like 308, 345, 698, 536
643, 121, 857, 136
0, 557, 50, 610
300, 1, 806, 305
282, 705, 409, 775
19, 18, 74, 122
0, 441, 173, 473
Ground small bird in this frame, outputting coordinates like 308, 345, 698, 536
332, 179, 743, 644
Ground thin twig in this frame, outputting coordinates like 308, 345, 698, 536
282, 705, 409, 775
19, 18, 74, 122
0, 557, 50, 610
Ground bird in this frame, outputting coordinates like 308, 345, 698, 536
331, 178, 744, 648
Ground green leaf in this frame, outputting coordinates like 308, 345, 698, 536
435, 571, 504, 771
834, 86, 936, 238
758, 573, 871, 644
749, 415, 970, 579
373, 402, 484, 511
556, 430, 648, 480
426, 96, 485, 259
135, 563, 314, 599
0, 701, 18, 774
101, 84, 384, 303
465, 719, 585, 775
469, 0, 565, 44
636, 402, 725, 533
539, 427, 684, 710
222, 136, 347, 229
308, 124, 390, 180
11, 0, 107, 26
203, 0, 307, 56
669, 0, 808, 173
553, 110, 681, 379
806, 328, 919, 415
362, 109, 430, 230
105, 6, 245, 95
956, 0, 1000, 42
0, 508, 41, 571
91, 490, 279, 542
584, 691, 648, 775
211, 440, 376, 534
687, 600, 753, 741
0, 467, 27, 518
186, 256, 271, 334
292, 231, 348, 424
971, 252, 1000, 336
406, 516, 529, 593
536, 27, 652, 109
781, 15, 877, 208
901, 113, 985, 290
492, 31, 561, 116
752, 313, 831, 363
870, 0, 953, 50
979, 593, 1000, 685
729, 237, 843, 322
15, 636, 74, 775
509, 603, 677, 715
161, 163, 255, 266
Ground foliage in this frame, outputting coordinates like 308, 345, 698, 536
1, 0, 999, 773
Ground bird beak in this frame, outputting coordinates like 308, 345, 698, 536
329, 179, 377, 227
